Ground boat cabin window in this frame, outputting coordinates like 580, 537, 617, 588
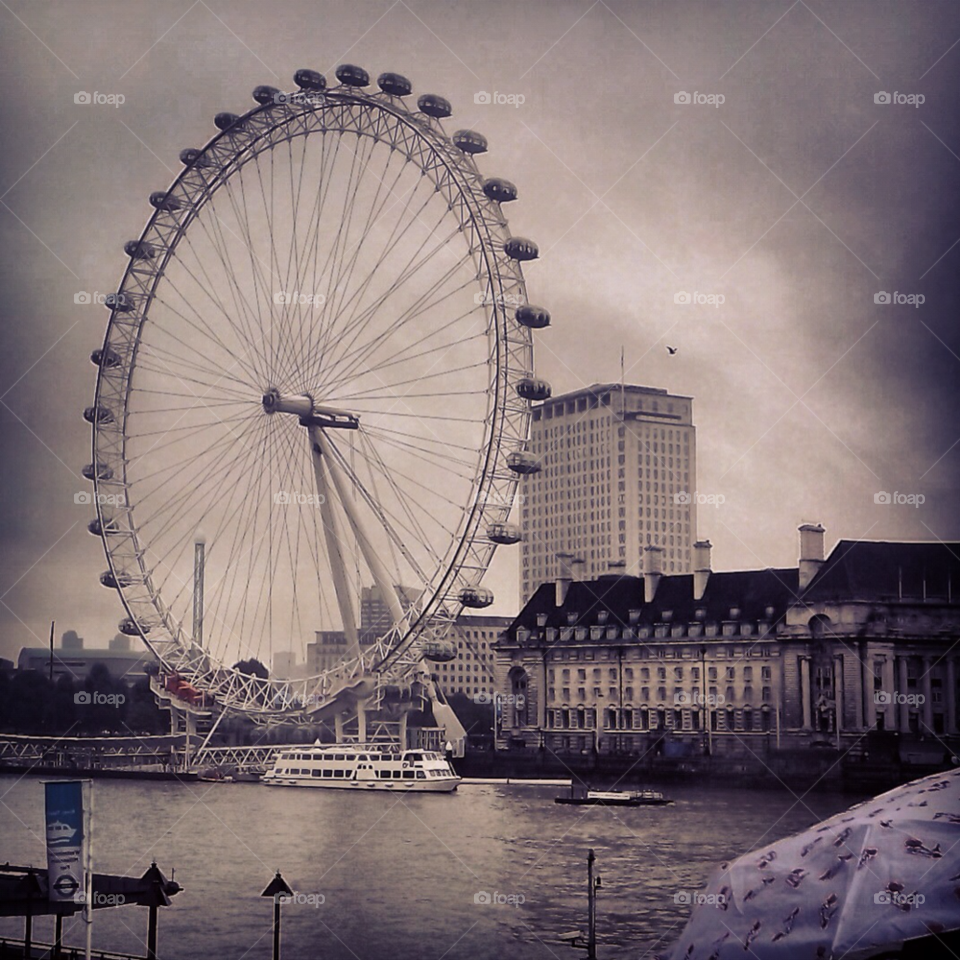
322, 769, 333, 778
402, 771, 415, 779
416, 771, 425, 779
406, 753, 422, 762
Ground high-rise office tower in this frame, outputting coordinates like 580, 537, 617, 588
520, 383, 697, 604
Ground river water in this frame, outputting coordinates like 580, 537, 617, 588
0, 775, 860, 959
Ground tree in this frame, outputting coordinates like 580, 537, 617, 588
232, 658, 269, 679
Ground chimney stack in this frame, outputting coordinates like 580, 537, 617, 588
798, 523, 825, 589
556, 552, 575, 607
643, 545, 665, 603
693, 540, 712, 601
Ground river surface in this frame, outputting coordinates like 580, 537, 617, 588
0, 775, 861, 959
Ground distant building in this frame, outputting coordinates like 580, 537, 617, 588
520, 383, 697, 604
432, 615, 511, 700
495, 526, 960, 758
360, 584, 420, 640
16, 632, 157, 685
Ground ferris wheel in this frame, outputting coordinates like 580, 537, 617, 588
84, 66, 552, 724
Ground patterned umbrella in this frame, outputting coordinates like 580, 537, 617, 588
659, 768, 960, 959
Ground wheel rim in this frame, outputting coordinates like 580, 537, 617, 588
90, 79, 538, 717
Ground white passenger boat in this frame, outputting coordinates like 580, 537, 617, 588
262, 744, 461, 793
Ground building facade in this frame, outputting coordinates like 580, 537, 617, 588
432, 615, 510, 699
17, 631, 157, 684
520, 383, 697, 604
495, 527, 960, 760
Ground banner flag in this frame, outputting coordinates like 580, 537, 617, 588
44, 780, 86, 903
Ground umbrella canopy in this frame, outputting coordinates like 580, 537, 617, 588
660, 768, 960, 959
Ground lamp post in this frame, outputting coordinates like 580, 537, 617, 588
261, 871, 294, 960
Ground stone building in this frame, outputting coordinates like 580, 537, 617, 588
493, 526, 960, 760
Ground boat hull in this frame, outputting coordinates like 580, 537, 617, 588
263, 776, 459, 793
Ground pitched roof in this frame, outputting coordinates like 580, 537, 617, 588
803, 540, 960, 603
510, 567, 798, 638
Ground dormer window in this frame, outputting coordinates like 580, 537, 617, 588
764, 606, 775, 620
566, 611, 578, 625
628, 609, 641, 624
597, 609, 609, 625
662, 610, 673, 622
695, 608, 706, 620
730, 606, 741, 619
537, 613, 548, 627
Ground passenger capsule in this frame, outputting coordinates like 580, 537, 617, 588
516, 304, 551, 329
516, 377, 551, 402
452, 129, 487, 154
124, 240, 156, 261
417, 93, 451, 118
149, 191, 181, 211
214, 112, 243, 132
179, 148, 213, 168
99, 570, 133, 589
91, 346, 122, 369
253, 84, 281, 104
335, 64, 370, 87
487, 522, 522, 545
294, 69, 327, 91
104, 292, 134, 312
88, 518, 119, 536
119, 617, 149, 636
504, 237, 538, 262
377, 72, 412, 96
83, 405, 114, 425
459, 586, 494, 609
507, 451, 541, 475
482, 178, 517, 203
82, 462, 113, 482
420, 639, 456, 662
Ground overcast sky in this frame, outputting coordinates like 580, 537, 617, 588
1, 0, 958, 663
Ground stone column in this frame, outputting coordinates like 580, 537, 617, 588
863, 653, 876, 730
922, 656, 933, 733
881, 655, 895, 730
800, 656, 812, 730
898, 657, 910, 732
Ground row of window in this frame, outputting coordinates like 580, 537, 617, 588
550, 666, 772, 682
544, 706, 773, 732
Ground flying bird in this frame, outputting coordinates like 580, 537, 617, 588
665, 345, 678, 355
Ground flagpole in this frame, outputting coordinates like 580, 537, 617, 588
85, 781, 93, 960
